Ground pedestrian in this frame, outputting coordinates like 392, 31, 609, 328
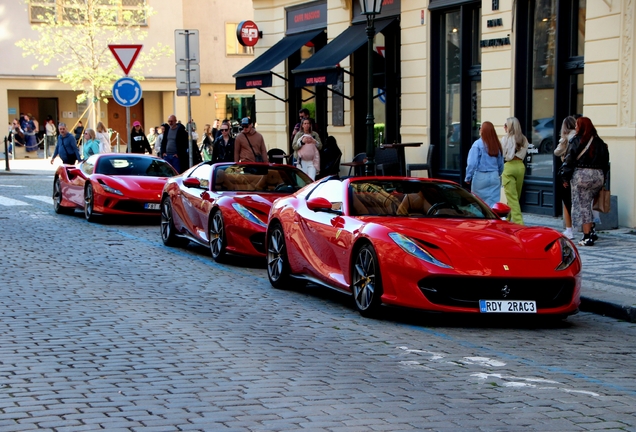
9, 118, 25, 156
23, 113, 38, 152
201, 124, 214, 161
45, 116, 57, 152
51, 122, 81, 165
290, 108, 318, 143
160, 115, 190, 173
464, 121, 504, 207
554, 116, 577, 239
154, 126, 163, 156
559, 116, 609, 246
130, 120, 152, 154
212, 118, 220, 139
74, 121, 84, 146
500, 117, 529, 225
292, 118, 322, 180
212, 121, 235, 163
147, 126, 157, 150
95, 121, 111, 154
234, 117, 268, 163
82, 128, 100, 159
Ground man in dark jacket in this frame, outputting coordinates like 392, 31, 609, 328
160, 115, 190, 173
50, 122, 81, 165
130, 121, 153, 154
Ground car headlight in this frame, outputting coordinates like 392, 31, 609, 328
554, 237, 577, 271
388, 232, 452, 269
98, 181, 123, 196
232, 203, 267, 227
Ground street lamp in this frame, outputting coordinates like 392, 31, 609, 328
360, 0, 383, 176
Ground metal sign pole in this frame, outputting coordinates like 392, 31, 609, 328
126, 106, 131, 153
186, 30, 193, 169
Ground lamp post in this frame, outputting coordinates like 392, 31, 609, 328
360, 0, 383, 176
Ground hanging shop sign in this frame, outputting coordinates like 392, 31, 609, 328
237, 21, 261, 47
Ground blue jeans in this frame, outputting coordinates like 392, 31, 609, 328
164, 154, 180, 173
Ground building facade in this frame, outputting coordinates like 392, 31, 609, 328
1, 0, 255, 148
240, 0, 635, 228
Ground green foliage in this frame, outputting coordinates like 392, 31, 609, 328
16, 0, 172, 105
301, 103, 316, 121
374, 123, 385, 146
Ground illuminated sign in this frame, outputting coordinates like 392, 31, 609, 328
237, 21, 260, 47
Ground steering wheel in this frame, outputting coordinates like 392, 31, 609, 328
426, 201, 460, 216
274, 183, 291, 192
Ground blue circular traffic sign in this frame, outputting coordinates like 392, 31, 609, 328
112, 77, 142, 107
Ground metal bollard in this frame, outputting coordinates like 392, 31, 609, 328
4, 136, 10, 172
116, 132, 120, 153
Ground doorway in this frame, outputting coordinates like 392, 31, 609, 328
107, 98, 145, 149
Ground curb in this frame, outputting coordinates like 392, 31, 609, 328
580, 296, 636, 323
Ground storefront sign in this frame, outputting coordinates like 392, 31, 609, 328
237, 21, 260, 47
480, 37, 510, 48
492, 0, 499, 11
236, 74, 273, 90
286, 1, 327, 35
487, 18, 503, 27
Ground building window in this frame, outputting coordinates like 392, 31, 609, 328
226, 23, 255, 56
29, 0, 147, 26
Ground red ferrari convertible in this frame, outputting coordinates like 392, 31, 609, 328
53, 154, 177, 221
160, 162, 313, 261
266, 176, 582, 318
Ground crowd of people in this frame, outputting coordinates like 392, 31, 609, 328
11, 109, 610, 244
464, 115, 609, 246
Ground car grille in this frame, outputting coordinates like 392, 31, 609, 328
418, 276, 576, 309
250, 233, 266, 254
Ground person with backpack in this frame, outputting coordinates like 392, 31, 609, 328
559, 116, 610, 246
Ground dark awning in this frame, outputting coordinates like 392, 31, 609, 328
292, 19, 394, 87
233, 29, 324, 90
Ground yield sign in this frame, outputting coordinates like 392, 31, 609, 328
108, 44, 142, 75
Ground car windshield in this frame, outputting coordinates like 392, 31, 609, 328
349, 179, 496, 218
96, 156, 176, 177
213, 164, 313, 192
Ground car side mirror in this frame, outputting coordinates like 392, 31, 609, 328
491, 202, 511, 219
183, 177, 201, 188
307, 197, 333, 212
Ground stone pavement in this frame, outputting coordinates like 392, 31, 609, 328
3, 155, 635, 322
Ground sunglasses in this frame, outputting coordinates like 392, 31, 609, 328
220, 128, 229, 131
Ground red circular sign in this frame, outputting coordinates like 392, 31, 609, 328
237, 21, 260, 47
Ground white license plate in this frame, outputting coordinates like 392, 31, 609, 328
144, 203, 160, 210
479, 300, 536, 313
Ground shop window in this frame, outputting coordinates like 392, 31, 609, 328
226, 23, 255, 56
29, 0, 147, 25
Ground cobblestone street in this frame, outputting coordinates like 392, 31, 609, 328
1, 172, 636, 431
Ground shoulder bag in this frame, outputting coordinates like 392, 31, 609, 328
244, 134, 264, 162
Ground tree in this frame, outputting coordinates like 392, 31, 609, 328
17, 0, 172, 129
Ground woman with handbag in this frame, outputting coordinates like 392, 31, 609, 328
554, 116, 577, 239
559, 116, 609, 246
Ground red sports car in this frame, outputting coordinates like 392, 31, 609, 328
53, 154, 177, 221
160, 162, 313, 261
266, 176, 582, 318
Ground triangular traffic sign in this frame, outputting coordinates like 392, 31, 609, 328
109, 44, 142, 75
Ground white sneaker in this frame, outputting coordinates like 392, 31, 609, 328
563, 228, 574, 239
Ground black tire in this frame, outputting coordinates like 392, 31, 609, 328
209, 210, 226, 262
352, 243, 383, 317
84, 183, 96, 222
160, 197, 187, 247
267, 223, 291, 288
53, 177, 73, 215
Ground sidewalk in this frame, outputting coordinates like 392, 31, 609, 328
3, 155, 635, 322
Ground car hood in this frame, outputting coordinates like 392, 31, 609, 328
367, 217, 561, 260
98, 175, 170, 197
